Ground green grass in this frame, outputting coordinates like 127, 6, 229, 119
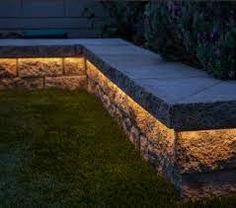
0, 89, 235, 208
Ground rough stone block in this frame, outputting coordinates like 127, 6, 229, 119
139, 135, 148, 159
64, 57, 85, 75
180, 169, 236, 200
36, 46, 77, 57
0, 77, 43, 90
86, 60, 236, 199
0, 58, 17, 78
87, 61, 176, 178
175, 129, 236, 174
45, 75, 87, 90
18, 58, 63, 77
0, 46, 76, 58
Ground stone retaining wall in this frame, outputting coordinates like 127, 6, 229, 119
0, 57, 87, 90
86, 60, 236, 199
0, 39, 235, 200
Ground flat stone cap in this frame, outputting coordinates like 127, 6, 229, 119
0, 39, 235, 131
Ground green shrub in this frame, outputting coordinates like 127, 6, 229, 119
101, 1, 147, 44
145, 1, 236, 79
144, 1, 186, 61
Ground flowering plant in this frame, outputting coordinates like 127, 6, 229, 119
145, 0, 236, 79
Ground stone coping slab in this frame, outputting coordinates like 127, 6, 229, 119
0, 39, 235, 131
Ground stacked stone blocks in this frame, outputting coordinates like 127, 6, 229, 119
86, 60, 236, 199
0, 57, 86, 90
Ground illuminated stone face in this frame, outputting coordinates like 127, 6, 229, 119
64, 57, 85, 75
45, 76, 87, 90
0, 57, 86, 90
86, 60, 236, 199
18, 58, 63, 77
86, 60, 176, 178
0, 58, 17, 77
176, 129, 236, 174
0, 77, 44, 90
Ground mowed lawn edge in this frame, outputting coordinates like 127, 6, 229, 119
0, 89, 235, 208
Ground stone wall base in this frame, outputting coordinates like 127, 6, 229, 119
180, 169, 236, 199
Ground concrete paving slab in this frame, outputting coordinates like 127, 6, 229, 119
134, 77, 221, 103
98, 55, 207, 79
181, 81, 236, 103
83, 44, 157, 56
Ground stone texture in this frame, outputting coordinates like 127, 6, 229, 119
18, 58, 63, 77
0, 58, 17, 78
0, 39, 235, 131
45, 75, 87, 90
171, 101, 236, 131
0, 77, 43, 90
36, 45, 77, 57
87, 61, 176, 180
0, 45, 77, 58
83, 43, 236, 131
83, 44, 157, 56
175, 129, 236, 174
0, 46, 41, 58
139, 135, 148, 160
64, 57, 85, 75
182, 81, 236, 103
98, 58, 208, 79
86, 59, 236, 199
180, 169, 236, 200
134, 77, 220, 104
86, 58, 173, 129
85, 50, 234, 131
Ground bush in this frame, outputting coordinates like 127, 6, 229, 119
145, 1, 236, 80
101, 1, 147, 44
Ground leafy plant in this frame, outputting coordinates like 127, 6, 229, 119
145, 0, 236, 79
144, 1, 188, 61
101, 1, 147, 44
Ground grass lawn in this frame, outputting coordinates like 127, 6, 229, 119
0, 89, 235, 208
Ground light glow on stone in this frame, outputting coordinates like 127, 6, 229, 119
175, 129, 236, 173
86, 60, 176, 169
86, 59, 236, 177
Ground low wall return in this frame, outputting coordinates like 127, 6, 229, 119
0, 39, 235, 200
